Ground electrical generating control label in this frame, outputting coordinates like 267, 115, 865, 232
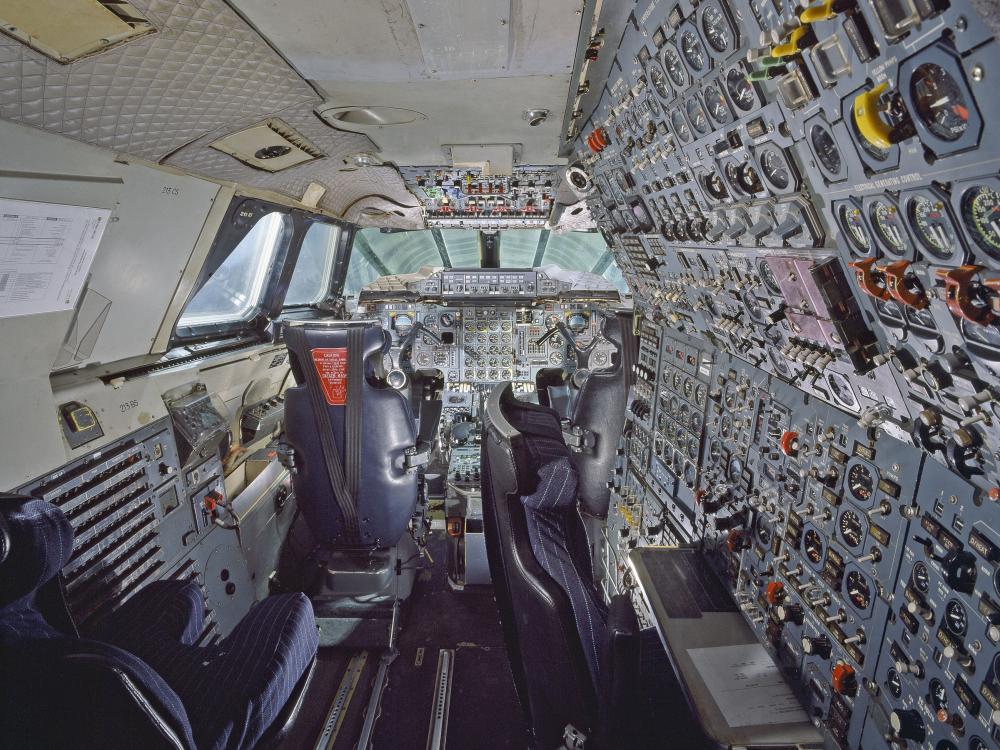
312, 348, 348, 406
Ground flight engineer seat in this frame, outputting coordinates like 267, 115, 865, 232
281, 321, 426, 606
481, 383, 639, 750
0, 495, 318, 750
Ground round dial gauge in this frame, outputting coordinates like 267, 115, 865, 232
680, 31, 706, 71
839, 204, 872, 254
810, 123, 842, 176
663, 45, 688, 87
686, 98, 710, 136
759, 261, 781, 294
912, 561, 930, 593
909, 195, 960, 260
683, 378, 694, 399
726, 69, 755, 112
970, 737, 990, 750
870, 199, 908, 255
695, 384, 707, 406
944, 599, 968, 636
962, 318, 1000, 358
845, 569, 872, 609
671, 109, 692, 142
439, 312, 455, 327
701, 5, 732, 52
737, 162, 763, 194
683, 461, 697, 487
648, 60, 673, 102
710, 439, 723, 461
960, 185, 1000, 258
803, 528, 824, 564
672, 371, 683, 390
933, 742, 958, 750
704, 83, 731, 125
929, 678, 949, 716
839, 509, 863, 548
645, 92, 661, 118
847, 463, 874, 503
758, 148, 790, 190
703, 170, 728, 200
728, 456, 744, 482
886, 669, 902, 698
394, 313, 414, 335
910, 63, 970, 142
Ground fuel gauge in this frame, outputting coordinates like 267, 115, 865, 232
662, 44, 689, 88
907, 193, 961, 262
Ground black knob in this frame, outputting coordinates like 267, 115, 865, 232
889, 709, 925, 742
944, 551, 978, 594
777, 603, 804, 625
801, 635, 832, 659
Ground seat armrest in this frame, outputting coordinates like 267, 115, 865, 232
597, 594, 640, 750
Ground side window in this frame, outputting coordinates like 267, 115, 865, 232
178, 211, 290, 327
284, 222, 340, 306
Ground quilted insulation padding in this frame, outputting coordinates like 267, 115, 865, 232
0, 0, 423, 226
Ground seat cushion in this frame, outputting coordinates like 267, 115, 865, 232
0, 497, 73, 607
115, 592, 318, 750
104, 579, 205, 647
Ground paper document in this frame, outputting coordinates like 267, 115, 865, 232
0, 198, 111, 318
687, 643, 809, 728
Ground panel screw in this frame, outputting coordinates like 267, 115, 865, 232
972, 64, 985, 82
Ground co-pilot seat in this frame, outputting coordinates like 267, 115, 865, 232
282, 321, 425, 630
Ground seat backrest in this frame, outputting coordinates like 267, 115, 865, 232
569, 314, 627, 518
481, 383, 607, 748
283, 321, 418, 547
0, 497, 195, 749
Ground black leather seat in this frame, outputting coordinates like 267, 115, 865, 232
0, 496, 318, 750
481, 383, 639, 749
282, 321, 421, 548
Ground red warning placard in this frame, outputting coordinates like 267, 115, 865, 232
311, 348, 348, 406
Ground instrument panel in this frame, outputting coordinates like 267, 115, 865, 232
577, 0, 1000, 747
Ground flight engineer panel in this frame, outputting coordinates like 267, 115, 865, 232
573, 0, 1000, 747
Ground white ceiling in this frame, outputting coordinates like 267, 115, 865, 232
231, 0, 583, 166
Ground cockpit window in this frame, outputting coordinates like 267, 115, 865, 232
178, 211, 291, 327
284, 222, 341, 306
343, 227, 625, 296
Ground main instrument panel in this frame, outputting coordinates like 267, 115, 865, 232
577, 0, 1000, 747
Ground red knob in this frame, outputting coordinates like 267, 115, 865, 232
779, 431, 799, 457
831, 662, 857, 695
765, 581, 785, 605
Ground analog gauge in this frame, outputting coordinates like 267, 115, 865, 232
680, 30, 707, 72
439, 312, 454, 327
886, 669, 903, 698
845, 569, 872, 609
690, 412, 703, 433
683, 378, 694, 399
759, 260, 781, 294
960, 185, 1000, 259
755, 514, 772, 546
728, 456, 744, 482
710, 439, 723, 462
929, 678, 949, 716
838, 203, 872, 255
671, 109, 692, 142
909, 195, 960, 260
672, 371, 683, 390
827, 371, 859, 410
644, 92, 661, 120
870, 199, 909, 256
703, 170, 729, 200
944, 599, 968, 636
758, 148, 790, 190
688, 436, 700, 460
669, 395, 680, 416
995, 566, 1000, 597
803, 528, 824, 564
663, 45, 688, 87
847, 463, 874, 503
704, 83, 731, 125
686, 98, 710, 136
839, 509, 863, 548
810, 123, 842, 177
934, 743, 958, 750
701, 5, 732, 52
970, 737, 990, 750
648, 60, 673, 102
394, 313, 414, 336
962, 318, 1000, 359
912, 561, 930, 593
695, 384, 707, 406
720, 415, 732, 438
910, 63, 970, 142
726, 68, 755, 112
567, 313, 588, 333
683, 461, 697, 487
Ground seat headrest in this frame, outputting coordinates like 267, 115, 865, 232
0, 497, 74, 606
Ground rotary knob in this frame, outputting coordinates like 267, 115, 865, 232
802, 635, 832, 659
889, 709, 926, 742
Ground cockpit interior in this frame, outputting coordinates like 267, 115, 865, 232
2, 1, 1000, 749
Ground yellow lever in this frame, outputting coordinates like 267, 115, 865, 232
852, 83, 893, 150
800, 0, 835, 22
771, 25, 810, 58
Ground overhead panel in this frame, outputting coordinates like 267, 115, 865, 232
405, 0, 511, 78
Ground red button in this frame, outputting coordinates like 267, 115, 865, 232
779, 431, 799, 457
765, 581, 785, 606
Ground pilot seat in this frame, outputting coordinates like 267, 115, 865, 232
0, 495, 318, 750
481, 383, 639, 749
281, 320, 429, 645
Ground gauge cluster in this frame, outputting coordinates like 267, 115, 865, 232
573, 0, 1000, 747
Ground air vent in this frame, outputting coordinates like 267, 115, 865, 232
0, 0, 154, 63
210, 119, 325, 173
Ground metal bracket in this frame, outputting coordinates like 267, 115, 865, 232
561, 421, 597, 454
